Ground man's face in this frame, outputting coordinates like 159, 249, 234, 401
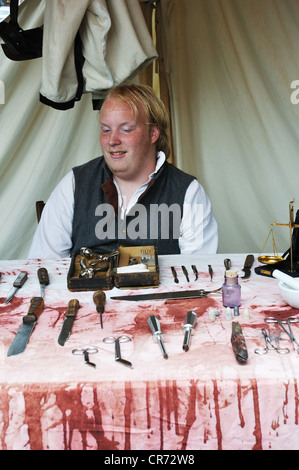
99, 97, 159, 182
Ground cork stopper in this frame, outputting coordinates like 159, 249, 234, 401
225, 270, 238, 278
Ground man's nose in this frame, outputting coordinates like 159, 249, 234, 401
108, 131, 121, 145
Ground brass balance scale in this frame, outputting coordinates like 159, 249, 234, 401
257, 199, 299, 275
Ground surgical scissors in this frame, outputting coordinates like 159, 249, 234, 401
264, 316, 299, 353
254, 328, 290, 355
103, 335, 133, 368
72, 347, 99, 368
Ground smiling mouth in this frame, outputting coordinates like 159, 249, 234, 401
110, 150, 127, 158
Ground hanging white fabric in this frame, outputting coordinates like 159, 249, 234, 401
40, 0, 158, 109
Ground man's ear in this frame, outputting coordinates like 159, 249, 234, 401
151, 125, 160, 144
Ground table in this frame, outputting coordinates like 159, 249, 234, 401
0, 254, 299, 451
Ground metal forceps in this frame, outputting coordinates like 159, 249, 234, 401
103, 335, 133, 368
264, 316, 299, 353
254, 328, 290, 355
72, 347, 99, 368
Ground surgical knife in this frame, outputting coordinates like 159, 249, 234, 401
93, 290, 106, 328
37, 267, 49, 298
171, 266, 179, 283
7, 296, 44, 356
5, 271, 28, 303
182, 310, 197, 351
241, 254, 254, 279
110, 287, 222, 301
147, 315, 168, 359
58, 299, 80, 346
182, 266, 190, 282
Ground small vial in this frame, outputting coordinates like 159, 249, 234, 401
222, 270, 241, 308
225, 307, 232, 320
243, 307, 250, 319
234, 306, 240, 316
209, 308, 216, 321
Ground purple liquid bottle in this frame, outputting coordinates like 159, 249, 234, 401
222, 270, 241, 307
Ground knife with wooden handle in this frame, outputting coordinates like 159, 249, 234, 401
7, 297, 44, 356
5, 271, 28, 303
37, 267, 49, 298
241, 255, 254, 279
58, 299, 80, 346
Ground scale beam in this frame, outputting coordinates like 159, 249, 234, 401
272, 200, 299, 272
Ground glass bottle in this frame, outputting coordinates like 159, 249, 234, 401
222, 270, 241, 307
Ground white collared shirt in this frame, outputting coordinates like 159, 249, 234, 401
28, 152, 218, 258
115, 151, 165, 219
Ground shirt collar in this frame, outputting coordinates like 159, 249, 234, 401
113, 151, 166, 217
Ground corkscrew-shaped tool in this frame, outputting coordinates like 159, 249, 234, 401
182, 311, 197, 351
147, 315, 168, 359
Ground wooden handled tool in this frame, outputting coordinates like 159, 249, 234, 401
8, 297, 44, 356
37, 267, 49, 298
93, 290, 106, 328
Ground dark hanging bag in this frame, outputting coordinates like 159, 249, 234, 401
0, 0, 42, 61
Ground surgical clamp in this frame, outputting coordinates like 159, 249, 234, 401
103, 335, 133, 368
72, 347, 99, 367
254, 328, 290, 355
264, 316, 299, 353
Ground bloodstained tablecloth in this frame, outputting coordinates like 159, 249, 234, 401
0, 254, 299, 450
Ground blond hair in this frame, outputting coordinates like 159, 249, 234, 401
103, 84, 170, 159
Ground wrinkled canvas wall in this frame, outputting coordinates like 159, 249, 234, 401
161, 0, 299, 254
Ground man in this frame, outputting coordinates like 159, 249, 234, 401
28, 84, 218, 258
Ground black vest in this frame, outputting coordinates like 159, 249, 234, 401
71, 156, 195, 255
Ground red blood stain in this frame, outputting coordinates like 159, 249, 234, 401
251, 379, 262, 450
237, 379, 245, 428
212, 379, 222, 450
264, 308, 299, 320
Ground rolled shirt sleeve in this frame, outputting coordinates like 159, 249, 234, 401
27, 172, 75, 259
179, 179, 218, 254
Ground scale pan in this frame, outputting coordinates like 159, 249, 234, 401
257, 255, 284, 264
